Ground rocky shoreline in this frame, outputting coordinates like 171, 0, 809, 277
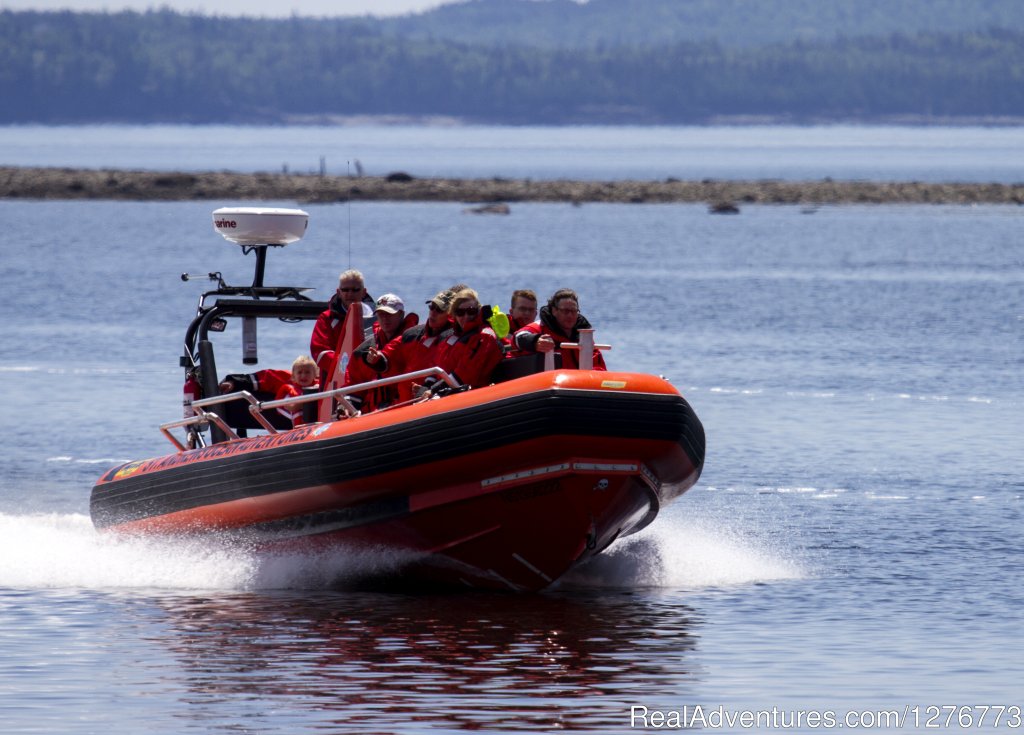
2, 166, 1023, 206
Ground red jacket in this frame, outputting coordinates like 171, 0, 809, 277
439, 322, 504, 389
310, 293, 376, 375
501, 316, 536, 352
375, 320, 455, 402
344, 313, 420, 412
250, 369, 308, 426
513, 306, 607, 371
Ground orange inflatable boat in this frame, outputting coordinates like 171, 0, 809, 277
90, 208, 705, 591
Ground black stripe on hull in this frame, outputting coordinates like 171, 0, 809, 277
91, 388, 704, 529
242, 495, 412, 542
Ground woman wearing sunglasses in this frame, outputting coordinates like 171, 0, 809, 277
437, 288, 505, 389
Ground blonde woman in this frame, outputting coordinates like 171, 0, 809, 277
437, 288, 504, 389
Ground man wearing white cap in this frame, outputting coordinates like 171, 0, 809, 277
370, 293, 408, 348
344, 293, 419, 413
365, 288, 457, 404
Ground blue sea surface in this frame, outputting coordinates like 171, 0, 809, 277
0, 191, 1022, 732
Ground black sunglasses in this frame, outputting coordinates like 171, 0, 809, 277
455, 306, 479, 317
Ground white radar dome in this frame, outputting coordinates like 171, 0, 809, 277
212, 207, 309, 245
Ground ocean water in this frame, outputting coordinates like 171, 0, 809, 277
0, 196, 1022, 733
3, 123, 1024, 182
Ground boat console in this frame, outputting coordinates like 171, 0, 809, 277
181, 208, 324, 445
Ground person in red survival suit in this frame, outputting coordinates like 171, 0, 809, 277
345, 293, 419, 413
219, 355, 319, 426
420, 288, 504, 393
310, 269, 376, 383
507, 288, 539, 335
369, 288, 456, 403
512, 288, 607, 370
502, 287, 539, 354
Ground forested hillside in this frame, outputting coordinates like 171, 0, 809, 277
377, 0, 1024, 50
3, 6, 1023, 124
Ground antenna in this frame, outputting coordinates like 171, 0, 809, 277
347, 160, 352, 268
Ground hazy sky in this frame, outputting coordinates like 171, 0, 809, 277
0, 0, 453, 16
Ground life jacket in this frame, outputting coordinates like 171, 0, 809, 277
375, 320, 457, 402
344, 312, 420, 412
513, 306, 607, 370
310, 292, 376, 373
440, 321, 505, 388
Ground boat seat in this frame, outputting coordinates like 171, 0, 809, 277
211, 373, 298, 432
491, 353, 561, 383
219, 391, 295, 431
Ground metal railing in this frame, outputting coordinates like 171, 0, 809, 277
260, 366, 459, 422
160, 395, 247, 452
160, 367, 461, 452
161, 331, 610, 453
543, 329, 611, 371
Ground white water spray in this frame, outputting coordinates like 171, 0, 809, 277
562, 516, 806, 590
0, 513, 416, 592
1, 511, 804, 592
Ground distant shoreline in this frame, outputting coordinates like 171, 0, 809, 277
2, 166, 1023, 206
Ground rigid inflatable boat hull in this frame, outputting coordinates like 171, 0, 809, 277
91, 371, 704, 591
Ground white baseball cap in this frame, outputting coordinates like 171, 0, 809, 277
374, 293, 405, 314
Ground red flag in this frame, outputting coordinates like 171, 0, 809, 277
319, 302, 365, 421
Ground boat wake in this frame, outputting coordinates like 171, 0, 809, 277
0, 512, 257, 590
1, 512, 803, 593
0, 512, 417, 591
561, 519, 806, 590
